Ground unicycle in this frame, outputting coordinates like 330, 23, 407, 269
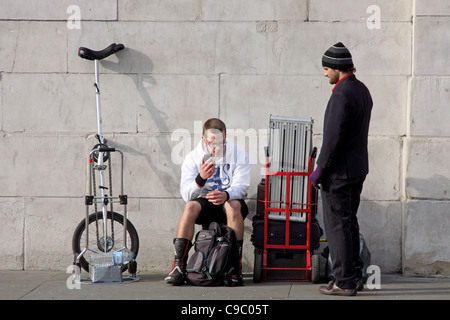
72, 43, 139, 282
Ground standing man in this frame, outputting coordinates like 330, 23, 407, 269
310, 42, 373, 296
165, 118, 251, 286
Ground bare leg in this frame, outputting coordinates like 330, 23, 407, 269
176, 201, 202, 241
224, 200, 244, 241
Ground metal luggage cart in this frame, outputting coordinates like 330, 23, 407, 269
253, 115, 321, 282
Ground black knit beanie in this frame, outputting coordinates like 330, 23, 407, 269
322, 42, 354, 70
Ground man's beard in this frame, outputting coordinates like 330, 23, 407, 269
329, 73, 339, 85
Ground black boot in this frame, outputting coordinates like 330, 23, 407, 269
225, 240, 244, 286
165, 238, 191, 285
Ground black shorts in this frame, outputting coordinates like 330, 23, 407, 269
192, 197, 249, 227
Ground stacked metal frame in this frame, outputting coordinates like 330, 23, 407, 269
267, 115, 313, 222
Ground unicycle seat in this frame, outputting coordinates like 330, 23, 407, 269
78, 43, 124, 60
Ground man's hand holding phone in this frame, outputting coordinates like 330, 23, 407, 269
200, 154, 215, 180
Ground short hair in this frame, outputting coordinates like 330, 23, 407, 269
203, 118, 226, 138
343, 67, 357, 73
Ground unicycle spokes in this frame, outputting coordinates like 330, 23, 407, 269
72, 211, 139, 273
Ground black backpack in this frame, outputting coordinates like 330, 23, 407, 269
186, 222, 239, 286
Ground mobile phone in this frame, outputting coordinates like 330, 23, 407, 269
204, 153, 213, 163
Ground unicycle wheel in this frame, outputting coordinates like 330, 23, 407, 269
72, 211, 139, 272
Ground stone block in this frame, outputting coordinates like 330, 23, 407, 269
2, 73, 139, 133
0, 0, 117, 20
201, 0, 308, 21
24, 197, 86, 270
404, 200, 450, 276
266, 22, 411, 76
136, 74, 219, 133
410, 77, 450, 136
0, 133, 85, 197
0, 76, 2, 131
359, 75, 408, 136
119, 0, 201, 21
220, 74, 332, 133
310, 0, 412, 22
414, 17, 450, 75
357, 201, 403, 273
0, 22, 18, 73
364, 136, 402, 201
220, 74, 407, 137
415, 0, 450, 16
405, 138, 450, 200
4, 21, 67, 73
213, 22, 267, 74
0, 199, 25, 270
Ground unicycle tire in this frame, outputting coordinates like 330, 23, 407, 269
72, 211, 139, 273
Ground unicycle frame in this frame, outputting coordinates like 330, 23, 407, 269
74, 44, 137, 276
80, 145, 129, 256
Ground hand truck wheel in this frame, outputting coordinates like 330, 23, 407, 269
311, 254, 320, 283
253, 248, 263, 283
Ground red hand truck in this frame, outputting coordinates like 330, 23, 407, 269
252, 116, 323, 282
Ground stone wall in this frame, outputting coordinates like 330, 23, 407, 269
0, 0, 448, 276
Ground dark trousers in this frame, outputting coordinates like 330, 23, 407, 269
321, 176, 365, 289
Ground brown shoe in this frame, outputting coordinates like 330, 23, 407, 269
319, 280, 357, 296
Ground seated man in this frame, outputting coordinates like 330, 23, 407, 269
165, 118, 251, 285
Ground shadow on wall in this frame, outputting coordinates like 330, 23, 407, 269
99, 48, 180, 197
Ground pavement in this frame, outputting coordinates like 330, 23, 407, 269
1, 270, 449, 303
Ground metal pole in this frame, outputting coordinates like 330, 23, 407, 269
94, 59, 108, 253
94, 59, 104, 144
